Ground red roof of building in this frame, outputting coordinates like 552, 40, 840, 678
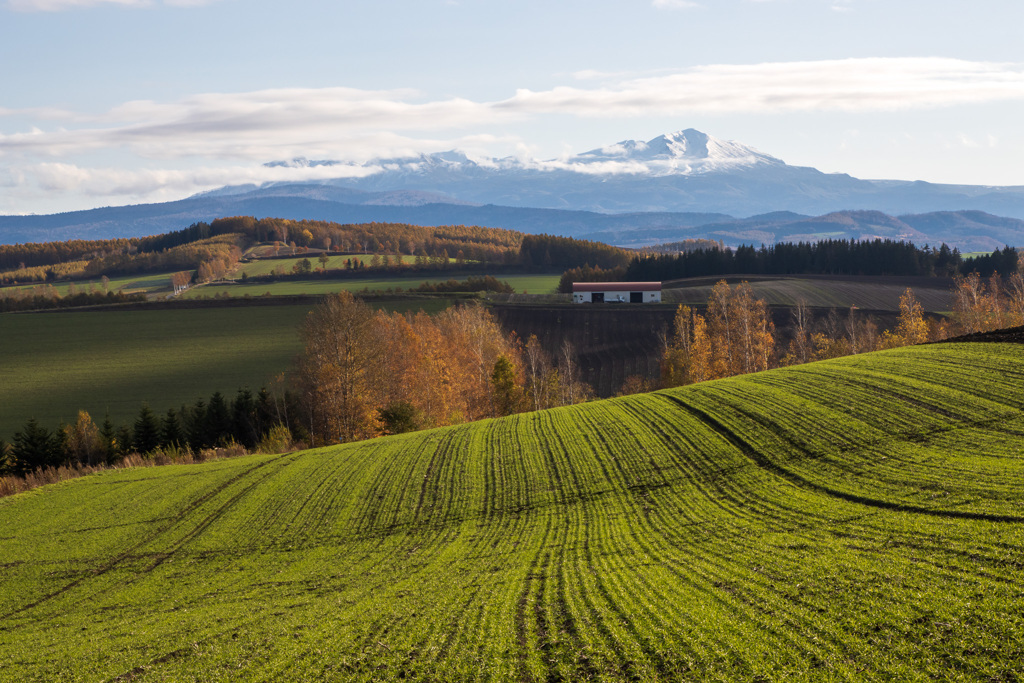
572, 282, 662, 292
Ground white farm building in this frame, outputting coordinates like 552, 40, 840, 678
572, 282, 662, 304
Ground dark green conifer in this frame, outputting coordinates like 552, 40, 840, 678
205, 392, 232, 446
161, 408, 185, 449
231, 389, 258, 449
186, 399, 207, 451
98, 414, 117, 463
132, 404, 161, 455
12, 418, 61, 474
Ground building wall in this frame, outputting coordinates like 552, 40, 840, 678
573, 290, 662, 303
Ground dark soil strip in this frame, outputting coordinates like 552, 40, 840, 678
930, 325, 1024, 345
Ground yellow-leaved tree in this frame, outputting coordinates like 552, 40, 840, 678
296, 291, 382, 444
881, 288, 929, 348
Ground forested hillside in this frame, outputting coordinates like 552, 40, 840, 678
1, 342, 1022, 681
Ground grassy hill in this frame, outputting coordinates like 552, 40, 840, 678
2, 343, 1024, 681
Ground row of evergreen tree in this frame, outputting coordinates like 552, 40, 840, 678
624, 240, 1018, 280
0, 388, 304, 477
518, 234, 632, 270
0, 290, 146, 312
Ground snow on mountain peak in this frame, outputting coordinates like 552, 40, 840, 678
261, 129, 784, 184
572, 129, 782, 175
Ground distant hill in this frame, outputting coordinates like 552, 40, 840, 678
3, 194, 1021, 252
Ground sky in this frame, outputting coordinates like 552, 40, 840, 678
1, 0, 1023, 215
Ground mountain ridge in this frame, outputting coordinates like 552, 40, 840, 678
3, 128, 1024, 249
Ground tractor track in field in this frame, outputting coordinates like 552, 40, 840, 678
0, 451, 297, 621
658, 393, 1024, 524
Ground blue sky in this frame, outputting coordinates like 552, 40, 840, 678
1, 0, 1023, 214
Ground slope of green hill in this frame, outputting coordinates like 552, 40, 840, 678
0, 306, 310, 439
2, 343, 1024, 681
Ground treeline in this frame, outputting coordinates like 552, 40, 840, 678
0, 388, 301, 480
206, 216, 523, 265
0, 237, 137, 271
519, 234, 631, 269
640, 238, 727, 254
963, 246, 1021, 278
0, 217, 530, 285
1, 219, 633, 297
81, 234, 246, 279
0, 288, 146, 312
625, 240, 1017, 281
557, 264, 627, 293
0, 260, 91, 285
295, 295, 592, 444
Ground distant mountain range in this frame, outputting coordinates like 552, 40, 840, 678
3, 129, 1024, 250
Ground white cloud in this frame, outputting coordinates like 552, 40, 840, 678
0, 87, 512, 160
19, 161, 379, 197
499, 58, 1024, 116
4, 58, 1024, 163
4, 57, 1024, 208
7, 58, 1023, 163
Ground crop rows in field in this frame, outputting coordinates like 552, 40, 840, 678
664, 275, 954, 312
491, 305, 676, 396
0, 271, 174, 297
186, 273, 561, 299
0, 299, 464, 439
1, 342, 1024, 681
0, 306, 310, 438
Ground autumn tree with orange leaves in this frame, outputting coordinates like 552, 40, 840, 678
297, 297, 540, 444
296, 292, 383, 444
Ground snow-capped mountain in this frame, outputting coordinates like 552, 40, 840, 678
266, 129, 782, 182
4, 128, 1024, 247
568, 129, 783, 175
250, 129, 841, 214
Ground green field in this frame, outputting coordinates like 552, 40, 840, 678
0, 266, 559, 303
2, 342, 1023, 680
187, 273, 561, 298
232, 254, 419, 278
0, 306, 310, 439
0, 272, 174, 298
0, 299, 461, 439
666, 276, 953, 312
